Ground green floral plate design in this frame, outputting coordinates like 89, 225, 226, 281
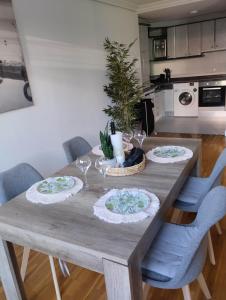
37, 176, 75, 194
153, 146, 186, 158
105, 190, 150, 215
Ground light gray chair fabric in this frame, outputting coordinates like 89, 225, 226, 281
0, 163, 43, 205
63, 136, 92, 163
142, 186, 226, 290
174, 148, 226, 212
0, 163, 66, 299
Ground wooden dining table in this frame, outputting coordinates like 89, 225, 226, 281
0, 137, 201, 300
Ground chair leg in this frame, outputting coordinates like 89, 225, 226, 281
171, 208, 183, 223
142, 282, 150, 300
20, 247, 30, 281
49, 255, 62, 300
197, 273, 211, 299
215, 222, 222, 235
207, 231, 216, 265
182, 285, 192, 300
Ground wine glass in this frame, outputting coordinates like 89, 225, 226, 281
122, 130, 133, 144
75, 155, 92, 190
133, 129, 146, 149
95, 156, 112, 191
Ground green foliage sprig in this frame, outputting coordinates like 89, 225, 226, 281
99, 124, 114, 159
103, 38, 142, 132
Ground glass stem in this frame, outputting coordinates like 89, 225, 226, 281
84, 171, 88, 188
103, 172, 108, 191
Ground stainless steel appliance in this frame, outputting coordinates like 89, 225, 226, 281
199, 81, 226, 107
153, 38, 167, 60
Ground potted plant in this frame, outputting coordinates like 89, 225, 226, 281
103, 38, 142, 132
100, 124, 116, 167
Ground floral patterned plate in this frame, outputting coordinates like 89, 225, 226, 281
105, 189, 150, 215
37, 176, 75, 194
153, 146, 186, 158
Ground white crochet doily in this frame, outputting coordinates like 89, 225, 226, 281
92, 143, 133, 156
26, 176, 83, 204
93, 188, 160, 224
146, 145, 193, 163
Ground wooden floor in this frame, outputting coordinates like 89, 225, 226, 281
1, 133, 226, 300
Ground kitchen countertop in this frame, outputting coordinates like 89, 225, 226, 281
151, 74, 226, 87
155, 83, 173, 91
171, 74, 226, 83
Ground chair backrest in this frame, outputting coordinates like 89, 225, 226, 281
208, 148, 226, 188
171, 186, 226, 285
0, 163, 43, 205
63, 136, 92, 163
195, 186, 226, 230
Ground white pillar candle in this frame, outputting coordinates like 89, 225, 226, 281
110, 132, 125, 165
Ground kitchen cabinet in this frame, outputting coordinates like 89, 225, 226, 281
153, 89, 174, 120
188, 23, 201, 56
159, 17, 226, 61
139, 25, 149, 53
175, 25, 188, 57
215, 18, 226, 50
162, 90, 174, 115
153, 91, 164, 121
167, 27, 175, 58
139, 25, 150, 84
167, 23, 201, 58
201, 20, 215, 52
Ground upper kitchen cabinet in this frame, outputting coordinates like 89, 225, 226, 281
175, 25, 188, 57
201, 20, 215, 52
215, 18, 226, 50
150, 17, 226, 62
139, 25, 149, 54
139, 25, 150, 84
188, 23, 201, 56
167, 27, 175, 59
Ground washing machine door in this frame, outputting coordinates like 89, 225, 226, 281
179, 92, 193, 105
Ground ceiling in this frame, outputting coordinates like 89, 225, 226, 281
136, 0, 226, 22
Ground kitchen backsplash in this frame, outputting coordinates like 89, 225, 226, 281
151, 50, 226, 77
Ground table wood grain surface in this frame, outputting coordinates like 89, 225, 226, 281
0, 137, 201, 300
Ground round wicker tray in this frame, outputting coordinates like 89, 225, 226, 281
107, 155, 146, 177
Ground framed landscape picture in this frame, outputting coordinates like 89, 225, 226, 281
0, 0, 33, 114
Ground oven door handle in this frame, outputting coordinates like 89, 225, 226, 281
202, 87, 222, 90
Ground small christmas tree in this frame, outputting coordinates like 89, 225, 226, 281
103, 38, 142, 132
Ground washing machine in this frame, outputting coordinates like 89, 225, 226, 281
174, 82, 199, 117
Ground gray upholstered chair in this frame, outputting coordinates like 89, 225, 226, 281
172, 148, 226, 265
0, 163, 62, 300
142, 186, 226, 300
63, 136, 92, 163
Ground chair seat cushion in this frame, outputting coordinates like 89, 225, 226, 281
142, 223, 199, 282
176, 177, 210, 206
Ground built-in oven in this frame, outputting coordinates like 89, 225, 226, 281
199, 81, 226, 107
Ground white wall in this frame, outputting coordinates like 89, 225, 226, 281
0, 0, 140, 176
151, 51, 226, 77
